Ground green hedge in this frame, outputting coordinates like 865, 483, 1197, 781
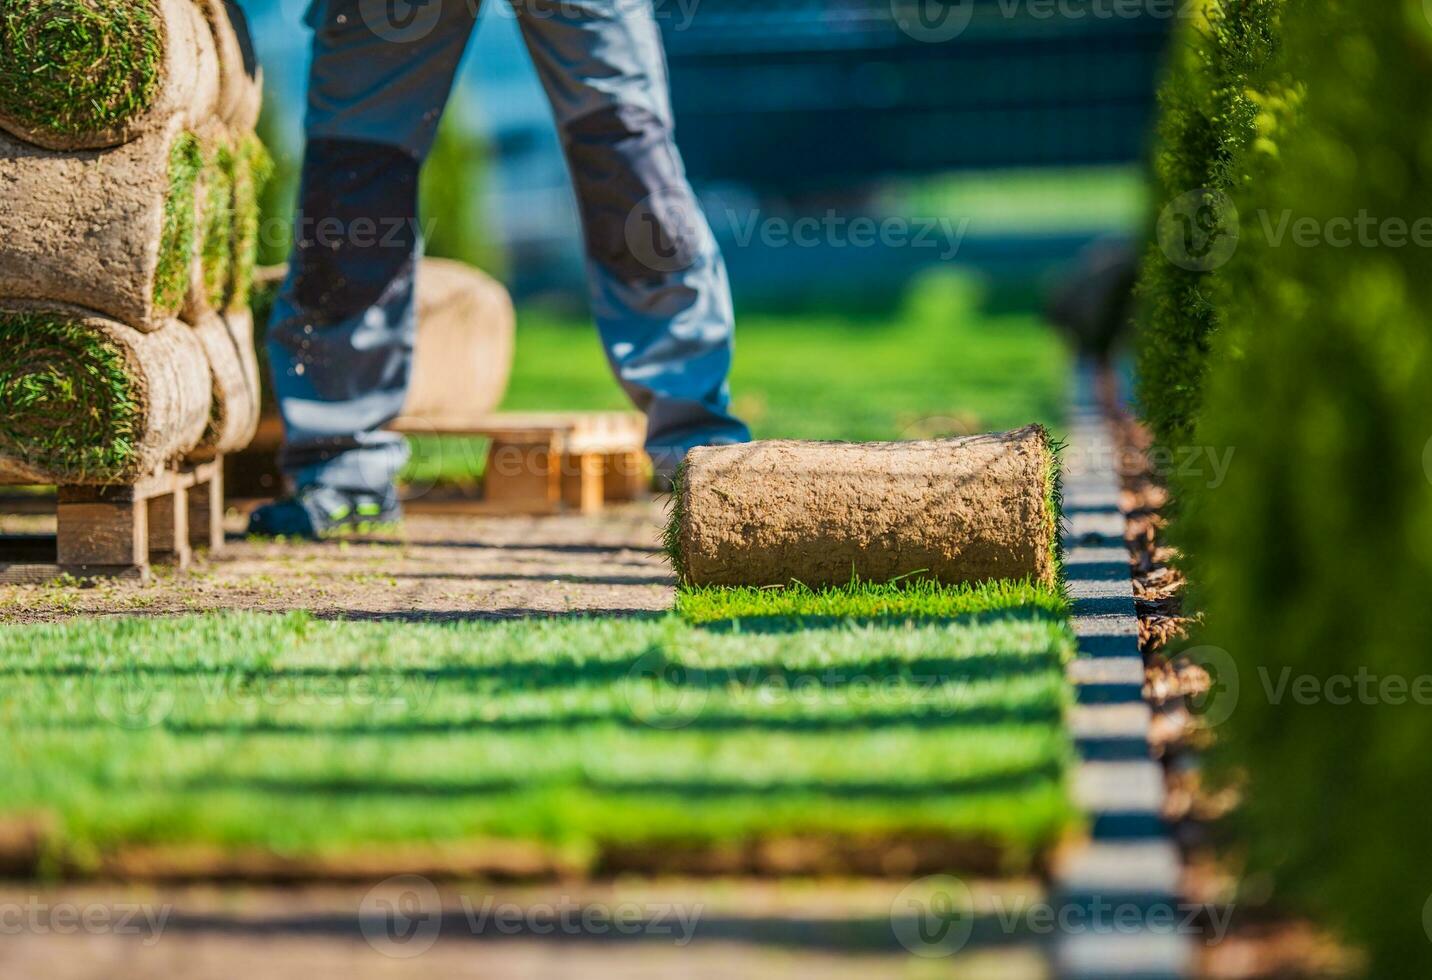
1135, 0, 1288, 452
1179, 1, 1432, 971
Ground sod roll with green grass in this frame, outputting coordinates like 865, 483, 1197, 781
185, 130, 236, 318
186, 308, 259, 459
669, 425, 1061, 589
0, 302, 210, 484
199, 0, 262, 131
227, 133, 272, 310
0, 120, 202, 331
0, 0, 220, 151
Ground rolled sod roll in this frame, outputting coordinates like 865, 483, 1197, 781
200, 0, 263, 131
0, 0, 221, 151
0, 303, 211, 484
226, 134, 272, 310
670, 425, 1061, 589
402, 258, 517, 421
187, 309, 259, 459
0, 121, 202, 332
184, 130, 235, 321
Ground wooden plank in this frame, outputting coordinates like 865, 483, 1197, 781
189, 461, 226, 552
560, 452, 605, 515
147, 484, 192, 569
483, 437, 561, 513
603, 451, 649, 502
55, 498, 147, 570
390, 411, 646, 448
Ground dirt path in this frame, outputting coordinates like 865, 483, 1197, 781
0, 503, 675, 624
0, 880, 1049, 979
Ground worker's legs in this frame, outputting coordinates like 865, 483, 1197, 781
513, 0, 750, 472
266, 0, 478, 495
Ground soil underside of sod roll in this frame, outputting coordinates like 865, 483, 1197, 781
0, 124, 201, 330
669, 425, 1061, 589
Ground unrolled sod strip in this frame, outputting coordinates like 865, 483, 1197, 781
671, 425, 1061, 589
0, 119, 202, 332
187, 308, 259, 459
0, 302, 211, 485
0, 0, 220, 151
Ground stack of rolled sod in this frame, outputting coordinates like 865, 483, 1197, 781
0, 0, 269, 484
668, 425, 1063, 589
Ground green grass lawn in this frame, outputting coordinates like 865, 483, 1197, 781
0, 602, 1077, 871
1, 279, 1081, 875
401, 271, 1069, 486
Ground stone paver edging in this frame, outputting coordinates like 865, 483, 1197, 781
1051, 363, 1193, 979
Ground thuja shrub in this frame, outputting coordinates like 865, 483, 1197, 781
1134, 0, 1290, 453
1185, 1, 1432, 971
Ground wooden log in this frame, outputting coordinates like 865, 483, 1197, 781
673, 426, 1061, 588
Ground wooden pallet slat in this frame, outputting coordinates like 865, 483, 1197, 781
0, 457, 227, 584
232, 412, 652, 516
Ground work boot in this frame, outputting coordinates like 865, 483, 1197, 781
247, 484, 402, 540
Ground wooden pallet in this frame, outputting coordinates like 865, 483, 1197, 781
229, 413, 650, 516
392, 412, 650, 515
0, 457, 225, 584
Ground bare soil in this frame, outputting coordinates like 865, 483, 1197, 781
0, 501, 675, 624
0, 879, 1050, 980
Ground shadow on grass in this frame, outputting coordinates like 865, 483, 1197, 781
74, 701, 1063, 738
153, 906, 1041, 955
690, 605, 1067, 635
1, 645, 1062, 691
177, 762, 1064, 801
